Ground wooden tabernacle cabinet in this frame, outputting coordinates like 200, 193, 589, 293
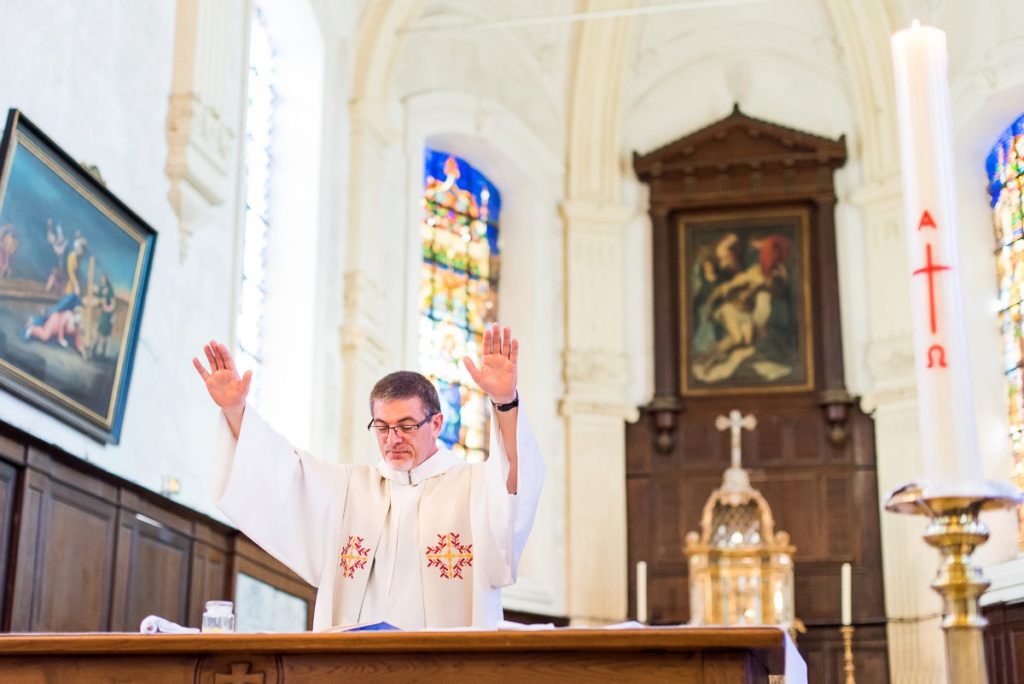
0, 419, 315, 633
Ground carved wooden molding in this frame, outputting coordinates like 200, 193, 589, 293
633, 104, 847, 210
198, 655, 280, 684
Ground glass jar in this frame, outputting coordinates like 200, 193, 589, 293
201, 600, 235, 633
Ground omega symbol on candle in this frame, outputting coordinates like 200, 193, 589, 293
912, 210, 950, 368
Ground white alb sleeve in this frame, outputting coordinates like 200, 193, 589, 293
213, 405, 348, 586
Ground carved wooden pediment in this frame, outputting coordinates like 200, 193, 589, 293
633, 105, 847, 205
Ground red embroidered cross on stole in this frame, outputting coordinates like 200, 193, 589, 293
339, 535, 371, 579
425, 532, 473, 579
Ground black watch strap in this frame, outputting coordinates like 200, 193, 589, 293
492, 391, 519, 412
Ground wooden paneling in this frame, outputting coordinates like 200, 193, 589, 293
9, 467, 118, 631
110, 507, 193, 631
0, 419, 314, 635
188, 536, 232, 628
0, 459, 18, 624
799, 624, 890, 684
984, 600, 1024, 684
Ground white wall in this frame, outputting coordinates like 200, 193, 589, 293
0, 0, 248, 517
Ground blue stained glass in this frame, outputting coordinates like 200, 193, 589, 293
419, 149, 500, 459
987, 113, 1024, 208
424, 149, 501, 250
436, 379, 463, 449
990, 112, 1024, 549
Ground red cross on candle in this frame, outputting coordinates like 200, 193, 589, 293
912, 242, 950, 336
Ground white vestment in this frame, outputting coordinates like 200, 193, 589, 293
212, 403, 544, 631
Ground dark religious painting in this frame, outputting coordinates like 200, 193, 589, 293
0, 110, 156, 443
680, 208, 812, 394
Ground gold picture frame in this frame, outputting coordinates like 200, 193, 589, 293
0, 110, 157, 443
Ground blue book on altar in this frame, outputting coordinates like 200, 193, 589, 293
341, 621, 400, 632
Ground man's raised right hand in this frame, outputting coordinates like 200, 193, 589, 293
192, 340, 250, 437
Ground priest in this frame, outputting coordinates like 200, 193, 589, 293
192, 324, 544, 631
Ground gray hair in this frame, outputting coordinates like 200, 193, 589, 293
369, 371, 441, 418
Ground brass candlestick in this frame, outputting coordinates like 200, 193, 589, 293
840, 625, 856, 684
885, 481, 1022, 684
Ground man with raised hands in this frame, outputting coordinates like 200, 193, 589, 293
193, 324, 543, 631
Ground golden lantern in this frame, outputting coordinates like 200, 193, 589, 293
683, 410, 804, 639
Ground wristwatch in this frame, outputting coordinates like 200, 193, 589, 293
492, 391, 519, 412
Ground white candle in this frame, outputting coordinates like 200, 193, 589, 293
636, 561, 648, 624
841, 562, 852, 626
890, 21, 979, 490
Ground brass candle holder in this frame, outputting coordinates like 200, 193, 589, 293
885, 480, 1022, 684
840, 625, 855, 684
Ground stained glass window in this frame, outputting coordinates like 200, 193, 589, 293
418, 150, 501, 463
237, 5, 276, 405
988, 112, 1024, 549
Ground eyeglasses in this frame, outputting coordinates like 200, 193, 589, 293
367, 413, 436, 438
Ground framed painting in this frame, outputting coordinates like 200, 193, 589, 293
0, 110, 156, 443
679, 208, 813, 395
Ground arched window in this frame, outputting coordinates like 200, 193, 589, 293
989, 112, 1024, 548
418, 150, 501, 463
237, 4, 276, 406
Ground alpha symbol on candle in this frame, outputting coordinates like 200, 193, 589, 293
917, 210, 937, 230
913, 242, 951, 334
927, 344, 948, 368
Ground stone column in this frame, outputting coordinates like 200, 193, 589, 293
166, 0, 247, 260
338, 100, 400, 464
561, 200, 638, 624
562, 0, 636, 624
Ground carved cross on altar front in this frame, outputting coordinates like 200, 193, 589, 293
715, 409, 757, 469
214, 662, 265, 684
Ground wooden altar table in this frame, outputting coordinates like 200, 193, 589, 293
0, 626, 796, 683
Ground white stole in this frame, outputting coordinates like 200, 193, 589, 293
333, 461, 475, 627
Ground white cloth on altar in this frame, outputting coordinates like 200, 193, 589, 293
782, 631, 807, 684
212, 402, 543, 631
